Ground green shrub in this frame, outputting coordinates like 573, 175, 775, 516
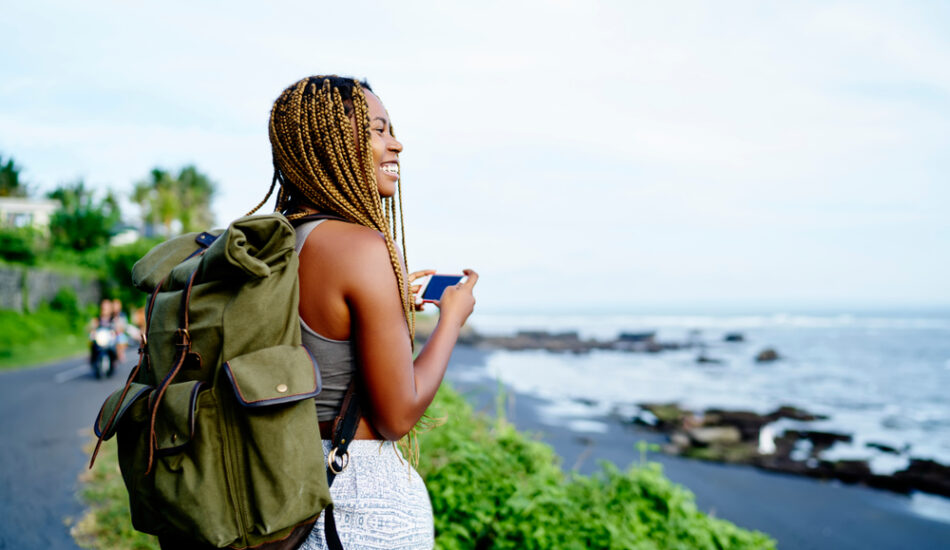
417, 387, 775, 550
50, 287, 81, 327
101, 238, 161, 308
0, 227, 40, 265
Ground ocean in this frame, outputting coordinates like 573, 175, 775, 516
463, 310, 950, 475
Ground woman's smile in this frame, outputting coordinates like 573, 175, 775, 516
364, 90, 403, 197
380, 161, 399, 180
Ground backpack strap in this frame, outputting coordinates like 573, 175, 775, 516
326, 382, 361, 485
89, 278, 167, 469
322, 380, 361, 550
288, 212, 347, 227
145, 266, 202, 475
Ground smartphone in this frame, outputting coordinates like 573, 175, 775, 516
420, 274, 464, 303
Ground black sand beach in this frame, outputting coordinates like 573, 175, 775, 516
444, 345, 950, 550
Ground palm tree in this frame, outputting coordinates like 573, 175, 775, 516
133, 166, 216, 237
47, 180, 121, 250
0, 154, 29, 197
176, 165, 216, 232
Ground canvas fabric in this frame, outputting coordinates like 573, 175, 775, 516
92, 214, 332, 548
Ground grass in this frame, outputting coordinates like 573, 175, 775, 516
0, 307, 91, 371
73, 438, 159, 550
73, 384, 775, 549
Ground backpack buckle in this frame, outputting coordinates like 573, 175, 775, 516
175, 329, 191, 347
327, 446, 349, 474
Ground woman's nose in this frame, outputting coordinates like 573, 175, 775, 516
389, 136, 403, 153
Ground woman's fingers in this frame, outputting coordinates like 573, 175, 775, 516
408, 269, 436, 283
460, 269, 479, 290
408, 271, 434, 312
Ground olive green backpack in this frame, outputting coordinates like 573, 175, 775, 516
90, 214, 333, 549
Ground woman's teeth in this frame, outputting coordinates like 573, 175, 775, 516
381, 163, 399, 176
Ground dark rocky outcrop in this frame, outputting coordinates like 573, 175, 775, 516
618, 400, 949, 500
769, 405, 827, 422
893, 459, 950, 498
866, 441, 904, 454
704, 409, 773, 442
460, 329, 703, 354
468, 331, 607, 354
637, 403, 694, 431
755, 348, 780, 362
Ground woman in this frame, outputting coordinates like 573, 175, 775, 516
251, 76, 477, 549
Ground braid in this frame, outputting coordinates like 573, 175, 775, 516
261, 76, 414, 341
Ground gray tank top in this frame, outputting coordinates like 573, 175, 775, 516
295, 220, 357, 422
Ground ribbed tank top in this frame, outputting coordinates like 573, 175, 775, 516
295, 220, 357, 422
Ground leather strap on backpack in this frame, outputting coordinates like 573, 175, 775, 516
144, 266, 202, 474
89, 278, 166, 469
322, 381, 361, 550
90, 231, 216, 470
288, 212, 347, 227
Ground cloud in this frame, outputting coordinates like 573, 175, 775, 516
1, 0, 948, 310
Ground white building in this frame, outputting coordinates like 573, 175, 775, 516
0, 197, 59, 231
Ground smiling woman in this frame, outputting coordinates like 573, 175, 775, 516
244, 75, 478, 550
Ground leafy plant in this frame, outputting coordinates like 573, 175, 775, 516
101, 238, 162, 308
0, 154, 29, 197
416, 386, 775, 549
132, 166, 216, 237
49, 287, 81, 327
47, 181, 121, 252
0, 227, 40, 264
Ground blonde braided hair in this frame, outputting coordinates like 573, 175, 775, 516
251, 76, 414, 342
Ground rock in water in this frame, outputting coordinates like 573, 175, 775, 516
687, 426, 742, 446
756, 348, 780, 362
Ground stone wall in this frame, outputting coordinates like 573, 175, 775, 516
0, 266, 100, 312
0, 268, 24, 310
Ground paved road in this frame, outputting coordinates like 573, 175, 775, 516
0, 354, 135, 550
5, 347, 950, 549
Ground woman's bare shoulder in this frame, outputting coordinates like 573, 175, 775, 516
301, 220, 391, 271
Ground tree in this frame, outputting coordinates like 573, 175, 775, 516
0, 154, 29, 197
47, 181, 121, 251
132, 165, 216, 236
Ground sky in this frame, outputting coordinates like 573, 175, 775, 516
1, 1, 948, 313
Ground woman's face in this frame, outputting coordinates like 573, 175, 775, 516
363, 90, 403, 198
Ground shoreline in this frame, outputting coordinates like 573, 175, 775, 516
444, 344, 950, 550
445, 325, 950, 499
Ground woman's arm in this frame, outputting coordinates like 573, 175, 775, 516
342, 230, 476, 440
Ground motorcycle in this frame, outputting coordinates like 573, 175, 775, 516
90, 326, 117, 379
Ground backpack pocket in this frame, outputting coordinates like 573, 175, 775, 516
224, 345, 322, 406
94, 383, 153, 440
150, 381, 240, 546
223, 345, 330, 538
154, 380, 206, 455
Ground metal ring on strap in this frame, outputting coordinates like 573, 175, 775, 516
327, 447, 349, 474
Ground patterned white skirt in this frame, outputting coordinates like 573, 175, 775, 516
302, 440, 434, 550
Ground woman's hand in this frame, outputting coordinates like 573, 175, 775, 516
433, 269, 478, 327
408, 269, 437, 311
